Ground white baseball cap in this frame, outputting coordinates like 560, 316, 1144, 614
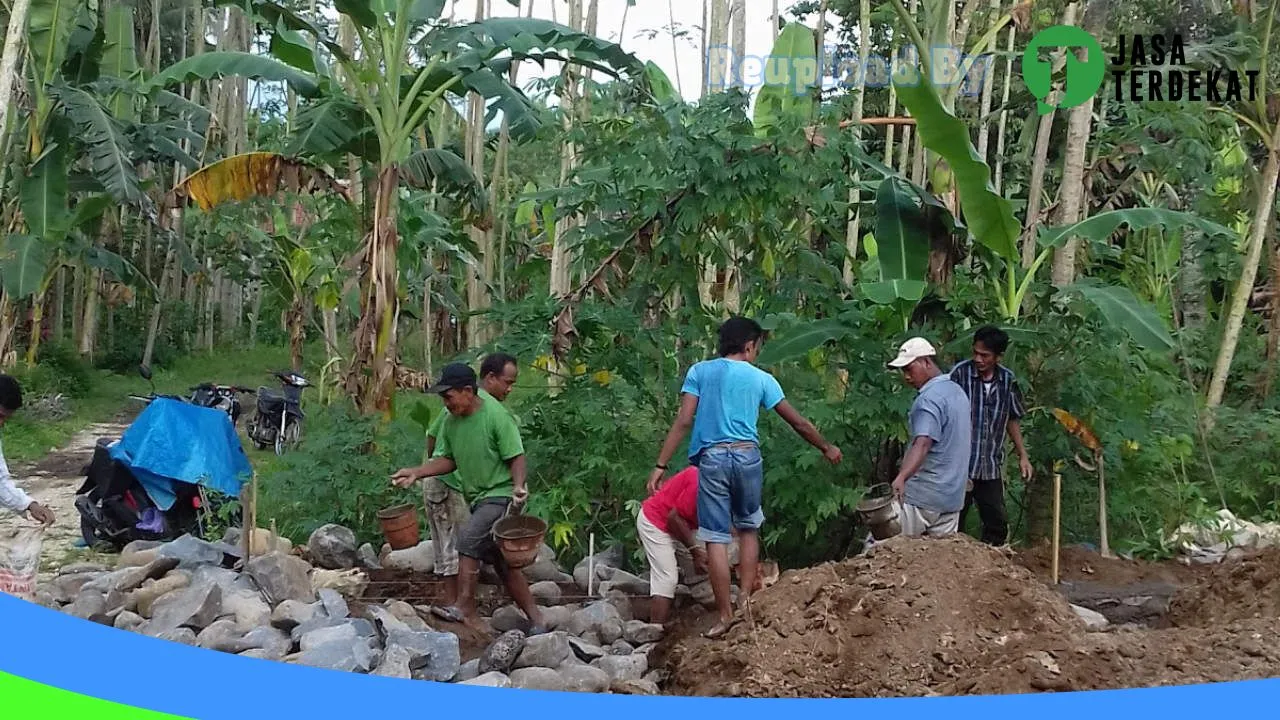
887, 337, 937, 368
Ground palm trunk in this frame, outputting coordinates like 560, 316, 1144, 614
992, 22, 1015, 193
976, 0, 1001, 161
550, 0, 584, 304
1206, 116, 1280, 412
465, 0, 492, 349
346, 166, 402, 414
79, 269, 103, 358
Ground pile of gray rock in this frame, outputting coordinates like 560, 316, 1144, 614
34, 524, 714, 694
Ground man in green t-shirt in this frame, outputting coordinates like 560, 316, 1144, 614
392, 362, 543, 634
421, 353, 520, 610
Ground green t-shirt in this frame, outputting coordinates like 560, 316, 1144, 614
432, 393, 524, 502
427, 390, 513, 488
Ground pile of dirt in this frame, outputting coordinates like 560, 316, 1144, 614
663, 536, 1084, 697
1015, 543, 1199, 587
661, 536, 1280, 697
1164, 547, 1280, 628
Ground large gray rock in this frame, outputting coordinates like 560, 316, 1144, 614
157, 535, 227, 569
299, 622, 359, 652
308, 524, 359, 570
539, 605, 574, 631
612, 678, 660, 695
591, 654, 647, 682
462, 672, 512, 688
568, 601, 622, 637
153, 627, 198, 646
373, 645, 416, 679
1071, 604, 1110, 630
357, 543, 381, 570
270, 599, 319, 631
361, 605, 412, 636
608, 640, 634, 656
623, 620, 663, 645
67, 590, 109, 623
523, 559, 574, 585
112, 557, 180, 594
50, 572, 104, 605
529, 581, 562, 605
245, 552, 315, 605
382, 542, 434, 573
222, 589, 272, 630
385, 629, 461, 682
317, 588, 350, 619
559, 664, 610, 693
602, 589, 634, 622
293, 641, 377, 673
384, 601, 430, 632
509, 667, 566, 691
479, 630, 526, 674
129, 573, 191, 618
118, 540, 165, 568
490, 604, 531, 633
114, 611, 147, 633
197, 618, 246, 652
149, 578, 222, 633
236, 627, 293, 659
290, 615, 375, 646
567, 636, 607, 662
454, 659, 481, 683
512, 631, 571, 670
602, 569, 650, 596
573, 545, 625, 583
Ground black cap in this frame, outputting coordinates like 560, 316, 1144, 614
425, 363, 477, 394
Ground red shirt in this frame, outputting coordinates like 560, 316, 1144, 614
641, 466, 698, 534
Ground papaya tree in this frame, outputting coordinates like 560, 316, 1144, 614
151, 0, 645, 414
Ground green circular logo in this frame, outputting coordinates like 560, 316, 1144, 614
1022, 26, 1105, 115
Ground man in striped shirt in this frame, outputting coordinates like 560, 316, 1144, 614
949, 327, 1032, 546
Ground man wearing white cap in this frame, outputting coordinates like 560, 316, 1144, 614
886, 337, 972, 537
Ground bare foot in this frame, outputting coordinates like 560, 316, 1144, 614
703, 617, 737, 639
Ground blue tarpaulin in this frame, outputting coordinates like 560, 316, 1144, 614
108, 398, 251, 511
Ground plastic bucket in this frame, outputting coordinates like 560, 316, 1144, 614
377, 504, 420, 550
492, 515, 546, 569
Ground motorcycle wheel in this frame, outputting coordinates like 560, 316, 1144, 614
276, 419, 300, 456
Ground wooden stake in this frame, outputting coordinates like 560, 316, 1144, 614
1051, 471, 1062, 585
1097, 451, 1111, 558
588, 532, 595, 597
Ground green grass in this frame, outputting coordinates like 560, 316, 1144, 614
3, 344, 294, 464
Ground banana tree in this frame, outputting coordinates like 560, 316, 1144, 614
152, 0, 643, 413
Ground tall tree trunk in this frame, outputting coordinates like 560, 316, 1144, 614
1206, 116, 1280, 412
0, 0, 32, 149
52, 269, 65, 341
992, 21, 1015, 193
1022, 1, 1080, 269
79, 269, 103, 359
976, 0, 1001, 161
550, 0, 583, 304
1049, 93, 1094, 285
1177, 230, 1208, 329
843, 0, 871, 288
465, 0, 492, 349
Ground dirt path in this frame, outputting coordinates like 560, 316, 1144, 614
0, 422, 129, 582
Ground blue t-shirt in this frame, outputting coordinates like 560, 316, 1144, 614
904, 374, 973, 513
681, 358, 785, 458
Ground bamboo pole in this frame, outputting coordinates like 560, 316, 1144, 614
1097, 451, 1111, 558
1051, 471, 1062, 585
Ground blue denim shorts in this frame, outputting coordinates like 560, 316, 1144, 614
694, 443, 765, 544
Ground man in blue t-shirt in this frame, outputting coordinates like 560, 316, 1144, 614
887, 337, 972, 537
649, 317, 842, 639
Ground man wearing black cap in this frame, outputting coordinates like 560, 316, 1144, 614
391, 363, 544, 634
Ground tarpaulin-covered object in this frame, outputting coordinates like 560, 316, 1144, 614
108, 398, 251, 510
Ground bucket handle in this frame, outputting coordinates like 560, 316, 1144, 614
864, 483, 892, 500
491, 495, 524, 540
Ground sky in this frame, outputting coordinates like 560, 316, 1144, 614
449, 0, 818, 102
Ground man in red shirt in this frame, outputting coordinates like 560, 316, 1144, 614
637, 466, 707, 625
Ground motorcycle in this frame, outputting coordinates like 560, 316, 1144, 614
245, 370, 310, 456
129, 366, 252, 426
188, 383, 254, 426
76, 381, 251, 552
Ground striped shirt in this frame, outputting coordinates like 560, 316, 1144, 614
949, 359, 1026, 481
